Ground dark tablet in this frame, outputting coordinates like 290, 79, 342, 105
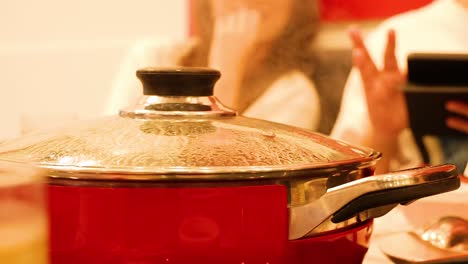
407, 53, 468, 86
404, 53, 468, 137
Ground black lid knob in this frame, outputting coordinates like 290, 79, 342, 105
136, 67, 221, 96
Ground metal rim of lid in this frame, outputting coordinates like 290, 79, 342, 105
25, 151, 381, 181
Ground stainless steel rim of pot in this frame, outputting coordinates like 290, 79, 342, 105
39, 153, 380, 181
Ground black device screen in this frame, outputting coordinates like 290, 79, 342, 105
407, 53, 468, 86
404, 53, 468, 163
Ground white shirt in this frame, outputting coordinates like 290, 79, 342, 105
332, 0, 468, 172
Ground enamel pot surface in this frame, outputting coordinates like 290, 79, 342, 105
0, 68, 460, 264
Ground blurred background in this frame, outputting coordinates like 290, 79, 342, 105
0, 0, 187, 137
0, 0, 432, 136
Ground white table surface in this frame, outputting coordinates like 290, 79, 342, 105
362, 207, 412, 264
362, 181, 468, 264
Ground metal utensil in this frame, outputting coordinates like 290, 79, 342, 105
378, 216, 468, 263
419, 216, 468, 253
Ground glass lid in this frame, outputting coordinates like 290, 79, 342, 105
0, 68, 378, 177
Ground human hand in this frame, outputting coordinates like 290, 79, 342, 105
446, 101, 468, 134
208, 9, 260, 70
349, 28, 408, 138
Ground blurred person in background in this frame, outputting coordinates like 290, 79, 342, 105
332, 0, 468, 175
106, 0, 325, 131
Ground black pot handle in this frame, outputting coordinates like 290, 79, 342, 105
331, 171, 460, 223
289, 164, 460, 240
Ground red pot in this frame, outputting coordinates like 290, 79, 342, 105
48, 183, 373, 264
0, 68, 460, 264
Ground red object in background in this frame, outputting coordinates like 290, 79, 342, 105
187, 0, 434, 35
48, 184, 372, 264
320, 0, 434, 21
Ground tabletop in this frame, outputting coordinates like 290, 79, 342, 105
362, 181, 468, 264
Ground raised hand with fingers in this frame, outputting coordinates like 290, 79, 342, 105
349, 28, 408, 138
209, 9, 260, 69
208, 9, 261, 109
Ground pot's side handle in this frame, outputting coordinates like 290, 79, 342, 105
289, 164, 460, 240
331, 170, 460, 223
